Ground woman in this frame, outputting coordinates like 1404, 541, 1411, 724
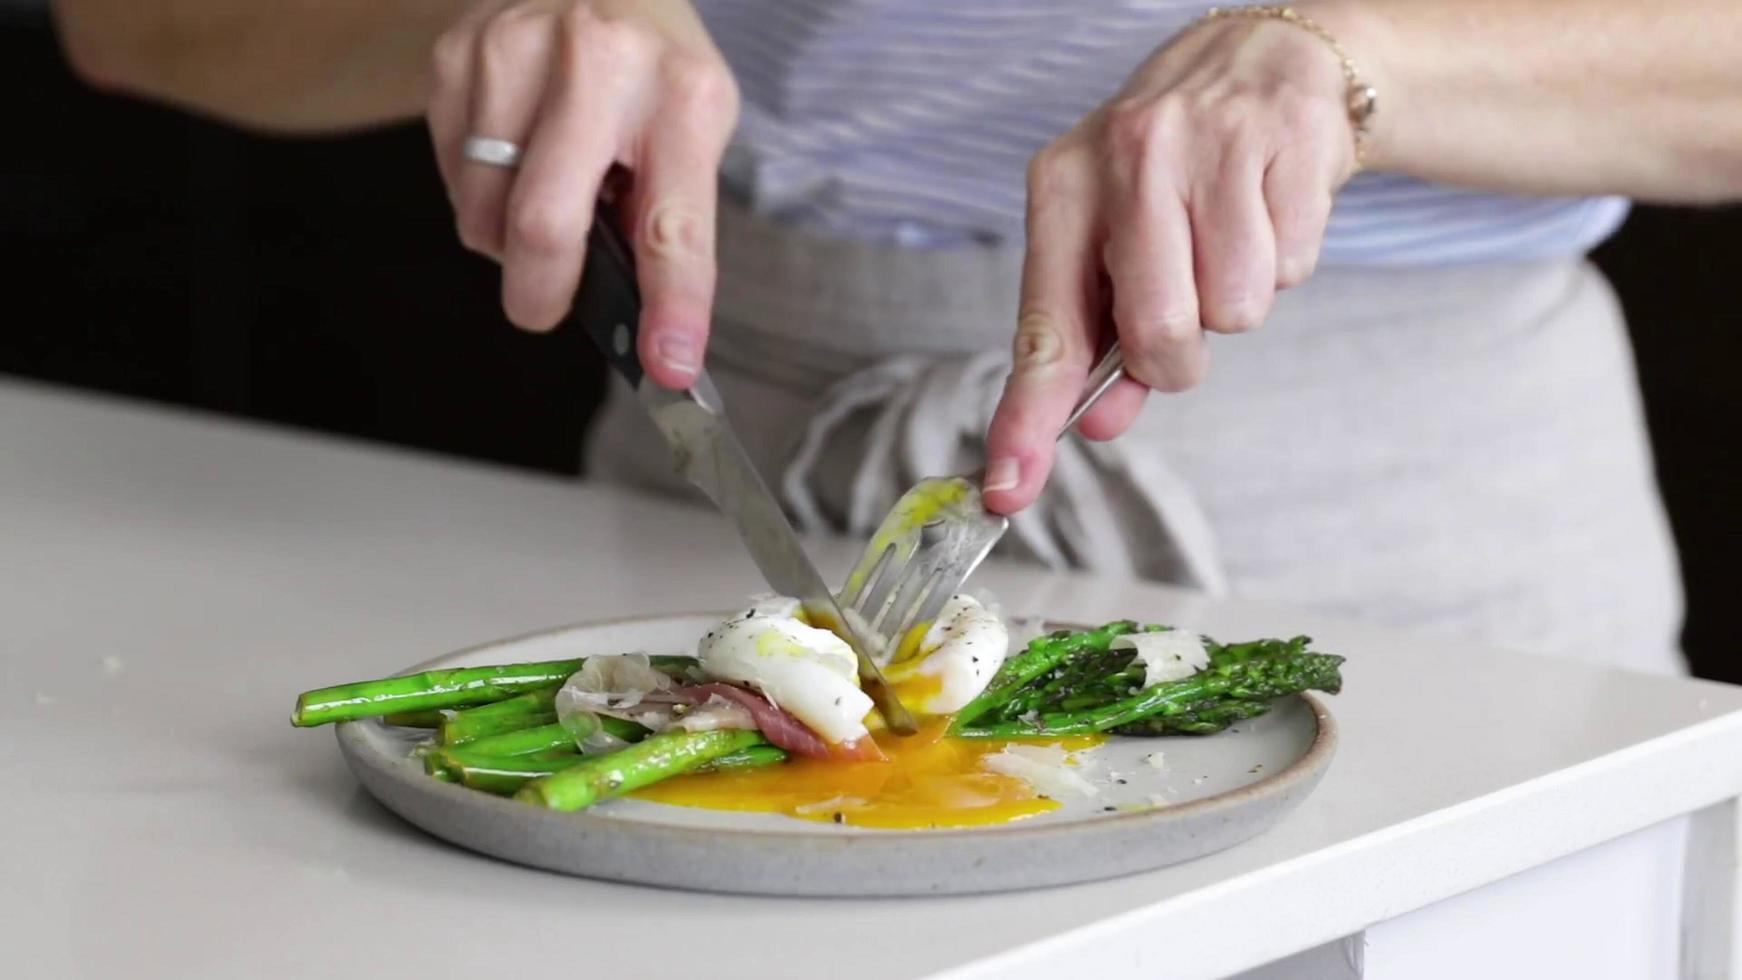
53, 0, 1742, 674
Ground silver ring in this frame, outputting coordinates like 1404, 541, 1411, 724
462, 136, 524, 169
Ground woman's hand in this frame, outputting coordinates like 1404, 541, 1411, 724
428, 0, 737, 389
981, 12, 1359, 513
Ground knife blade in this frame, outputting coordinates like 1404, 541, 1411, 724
569, 204, 917, 735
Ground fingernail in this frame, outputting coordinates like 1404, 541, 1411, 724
983, 456, 1020, 493
656, 335, 700, 374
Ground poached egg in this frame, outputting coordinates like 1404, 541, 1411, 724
697, 603, 875, 746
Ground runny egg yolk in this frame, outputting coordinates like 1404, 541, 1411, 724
632, 721, 1104, 829
889, 669, 945, 709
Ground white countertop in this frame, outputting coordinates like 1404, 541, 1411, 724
4, 380, 1741, 979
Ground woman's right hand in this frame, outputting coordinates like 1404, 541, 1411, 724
428, 0, 738, 390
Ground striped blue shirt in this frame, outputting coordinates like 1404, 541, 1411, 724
696, 0, 1627, 265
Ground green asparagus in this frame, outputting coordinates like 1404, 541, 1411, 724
439, 689, 559, 745
955, 650, 1344, 738
440, 742, 788, 795
381, 710, 448, 728
515, 730, 765, 811
457, 717, 648, 758
289, 655, 694, 727
291, 659, 587, 727
1110, 698, 1273, 736
951, 621, 1147, 730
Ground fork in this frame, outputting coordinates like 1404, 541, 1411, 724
837, 344, 1127, 662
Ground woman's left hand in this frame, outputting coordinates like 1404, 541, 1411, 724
982, 10, 1362, 513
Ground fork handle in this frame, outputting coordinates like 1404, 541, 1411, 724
1058, 343, 1126, 438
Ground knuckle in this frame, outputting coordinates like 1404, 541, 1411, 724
557, 1, 597, 33
1025, 143, 1079, 200
1203, 294, 1269, 334
1275, 251, 1316, 289
1100, 98, 1172, 162
455, 212, 500, 257
661, 54, 737, 116
1153, 308, 1203, 341
578, 16, 653, 71
479, 10, 548, 72
507, 204, 578, 258
1191, 92, 1260, 149
1272, 88, 1331, 138
429, 28, 472, 82
1119, 311, 1198, 364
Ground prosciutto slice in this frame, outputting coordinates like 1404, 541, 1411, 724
674, 684, 886, 763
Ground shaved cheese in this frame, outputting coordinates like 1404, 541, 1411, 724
1144, 751, 1167, 771
672, 695, 757, 733
555, 654, 678, 752
1113, 630, 1209, 687
981, 744, 1099, 799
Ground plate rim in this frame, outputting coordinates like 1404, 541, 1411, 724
337, 608, 1338, 843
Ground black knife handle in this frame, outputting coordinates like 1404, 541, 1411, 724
572, 201, 645, 388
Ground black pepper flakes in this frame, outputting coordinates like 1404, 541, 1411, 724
832, 812, 845, 824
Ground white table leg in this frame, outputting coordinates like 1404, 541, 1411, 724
1683, 797, 1742, 980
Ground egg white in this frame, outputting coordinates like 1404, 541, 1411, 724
697, 612, 874, 746
883, 594, 1008, 714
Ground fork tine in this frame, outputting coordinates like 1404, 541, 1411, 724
838, 476, 1011, 680
839, 541, 894, 611
856, 544, 913, 621
871, 560, 937, 641
885, 568, 963, 658
907, 571, 965, 637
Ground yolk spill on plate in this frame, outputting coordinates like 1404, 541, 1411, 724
633, 720, 1104, 829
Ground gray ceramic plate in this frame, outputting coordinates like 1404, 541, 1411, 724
336, 612, 1336, 896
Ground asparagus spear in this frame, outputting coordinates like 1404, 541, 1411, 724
951, 621, 1146, 730
515, 730, 765, 812
440, 742, 788, 795
381, 710, 449, 728
291, 659, 586, 727
955, 652, 1343, 738
1111, 698, 1273, 736
461, 717, 649, 758
289, 655, 694, 727
439, 689, 559, 745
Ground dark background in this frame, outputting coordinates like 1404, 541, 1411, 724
5, 11, 1737, 680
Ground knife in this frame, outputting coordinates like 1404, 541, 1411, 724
569, 204, 917, 735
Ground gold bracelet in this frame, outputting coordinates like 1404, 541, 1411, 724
1200, 5, 1377, 169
